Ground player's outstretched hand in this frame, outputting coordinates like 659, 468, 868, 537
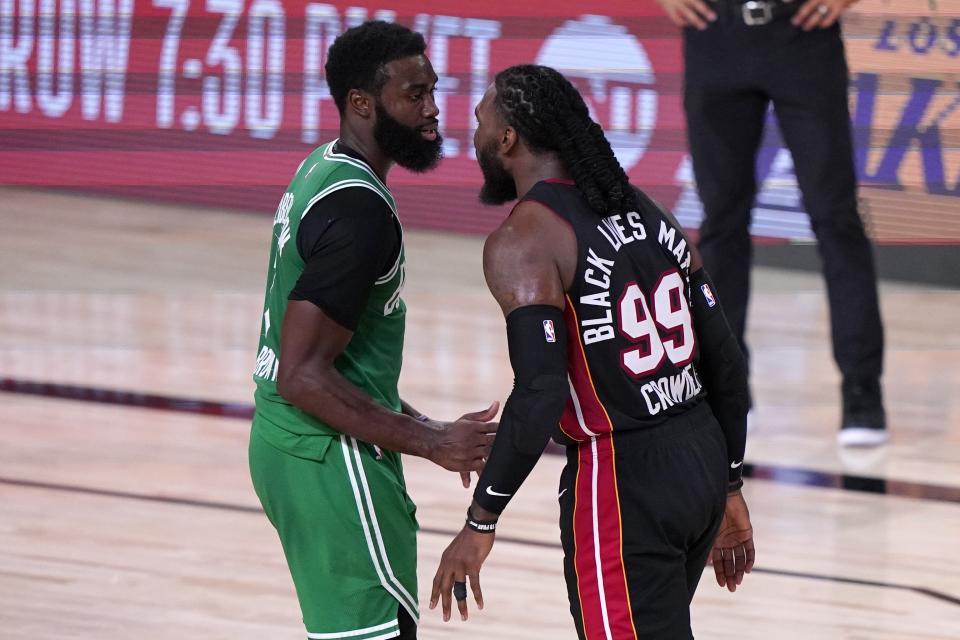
426, 402, 499, 478
430, 527, 495, 622
710, 490, 755, 592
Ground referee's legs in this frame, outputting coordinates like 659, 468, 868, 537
769, 25, 885, 439
684, 49, 769, 364
769, 26, 884, 383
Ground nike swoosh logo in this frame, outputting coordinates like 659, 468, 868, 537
730, 460, 743, 469
485, 486, 512, 497
558, 488, 569, 499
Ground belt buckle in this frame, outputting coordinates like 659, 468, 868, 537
742, 0, 773, 25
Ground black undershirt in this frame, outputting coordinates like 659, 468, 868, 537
288, 143, 400, 331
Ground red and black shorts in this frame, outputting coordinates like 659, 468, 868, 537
558, 402, 728, 639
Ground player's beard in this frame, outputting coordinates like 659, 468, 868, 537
374, 102, 443, 173
477, 138, 517, 205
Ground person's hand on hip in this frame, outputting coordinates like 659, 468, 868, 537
656, 0, 718, 30
788, 0, 858, 31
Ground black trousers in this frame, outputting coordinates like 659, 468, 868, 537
683, 13, 884, 379
559, 403, 727, 639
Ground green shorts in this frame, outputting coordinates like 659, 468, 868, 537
249, 426, 419, 639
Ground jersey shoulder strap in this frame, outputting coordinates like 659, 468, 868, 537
319, 141, 397, 214
290, 141, 398, 218
632, 188, 693, 276
518, 179, 581, 223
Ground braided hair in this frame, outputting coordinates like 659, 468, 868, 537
493, 64, 640, 216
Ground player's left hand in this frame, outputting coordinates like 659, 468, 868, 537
429, 527, 495, 621
710, 490, 755, 592
786, 0, 857, 31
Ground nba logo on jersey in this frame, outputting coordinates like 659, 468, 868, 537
543, 319, 557, 343
700, 283, 717, 308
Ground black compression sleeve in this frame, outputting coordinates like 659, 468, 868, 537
289, 187, 400, 331
472, 305, 569, 515
690, 268, 749, 484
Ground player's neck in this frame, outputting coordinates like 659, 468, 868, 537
513, 156, 569, 200
337, 130, 392, 182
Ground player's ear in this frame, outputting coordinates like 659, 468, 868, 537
348, 89, 372, 118
500, 126, 519, 154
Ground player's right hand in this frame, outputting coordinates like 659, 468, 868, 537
426, 401, 499, 476
430, 526, 495, 622
656, 0, 717, 29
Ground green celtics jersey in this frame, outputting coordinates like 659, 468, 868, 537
252, 140, 406, 458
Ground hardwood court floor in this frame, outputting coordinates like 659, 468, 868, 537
1, 188, 958, 639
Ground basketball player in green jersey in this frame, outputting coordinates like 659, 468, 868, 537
249, 21, 498, 640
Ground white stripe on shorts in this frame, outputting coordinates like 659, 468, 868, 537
349, 438, 419, 618
306, 619, 398, 638
339, 436, 418, 622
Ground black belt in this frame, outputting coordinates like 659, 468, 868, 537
717, 0, 798, 26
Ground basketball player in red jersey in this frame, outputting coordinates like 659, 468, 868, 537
429, 65, 756, 638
